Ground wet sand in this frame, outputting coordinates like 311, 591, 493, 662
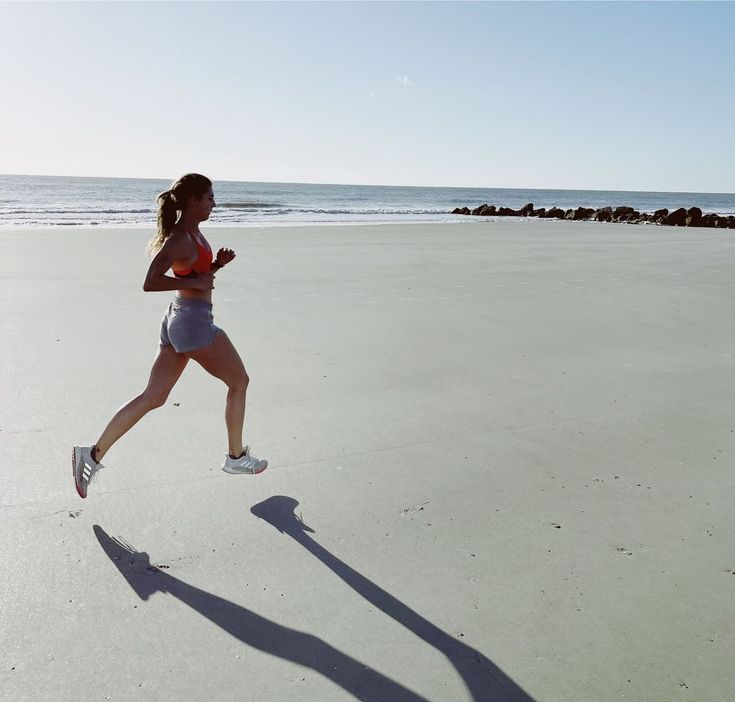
1, 222, 734, 700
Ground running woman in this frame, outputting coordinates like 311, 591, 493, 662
73, 173, 267, 498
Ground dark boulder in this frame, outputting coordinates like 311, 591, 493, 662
531, 207, 546, 217
497, 207, 519, 216
700, 213, 727, 227
592, 207, 613, 222
613, 206, 636, 218
653, 208, 669, 223
481, 205, 497, 216
519, 202, 534, 217
685, 207, 703, 227
662, 208, 687, 226
471, 204, 488, 216
568, 207, 595, 221
565, 207, 594, 221
617, 207, 641, 222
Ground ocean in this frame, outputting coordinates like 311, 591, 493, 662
1, 174, 733, 229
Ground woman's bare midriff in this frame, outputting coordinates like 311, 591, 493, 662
177, 285, 212, 303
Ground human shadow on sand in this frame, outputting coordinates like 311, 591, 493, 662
250, 496, 534, 702
94, 525, 425, 701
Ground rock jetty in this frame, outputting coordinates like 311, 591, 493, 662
451, 203, 735, 228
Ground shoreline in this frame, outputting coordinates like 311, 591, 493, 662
2, 214, 730, 233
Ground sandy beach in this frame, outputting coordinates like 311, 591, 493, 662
1, 221, 733, 701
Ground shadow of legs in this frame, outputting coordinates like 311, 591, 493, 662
251, 497, 535, 702
94, 525, 427, 702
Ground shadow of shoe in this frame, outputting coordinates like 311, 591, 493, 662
93, 524, 165, 601
250, 495, 315, 535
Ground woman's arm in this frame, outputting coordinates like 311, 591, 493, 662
143, 237, 214, 292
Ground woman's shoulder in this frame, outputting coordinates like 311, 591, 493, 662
152, 229, 193, 261
164, 228, 196, 249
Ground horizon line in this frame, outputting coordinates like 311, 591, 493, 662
1, 171, 733, 197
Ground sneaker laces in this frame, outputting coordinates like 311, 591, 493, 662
89, 463, 103, 484
246, 447, 266, 464
83, 460, 104, 487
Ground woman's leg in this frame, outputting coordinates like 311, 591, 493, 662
93, 345, 189, 462
185, 332, 249, 457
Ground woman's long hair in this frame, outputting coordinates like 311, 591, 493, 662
147, 173, 212, 254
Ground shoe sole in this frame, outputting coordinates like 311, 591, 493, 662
72, 447, 86, 499
222, 462, 268, 475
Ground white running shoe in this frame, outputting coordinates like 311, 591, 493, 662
72, 446, 104, 498
222, 446, 268, 475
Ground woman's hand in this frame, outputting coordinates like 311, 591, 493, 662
215, 248, 236, 268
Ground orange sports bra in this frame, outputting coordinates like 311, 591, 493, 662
172, 231, 213, 278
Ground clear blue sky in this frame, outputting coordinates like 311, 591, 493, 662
1, 1, 733, 192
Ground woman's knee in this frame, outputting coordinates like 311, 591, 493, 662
141, 389, 169, 410
229, 369, 249, 393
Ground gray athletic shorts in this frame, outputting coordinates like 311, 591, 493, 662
159, 296, 222, 353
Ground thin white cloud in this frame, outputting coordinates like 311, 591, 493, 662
394, 75, 413, 87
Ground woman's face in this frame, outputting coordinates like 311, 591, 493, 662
191, 186, 216, 221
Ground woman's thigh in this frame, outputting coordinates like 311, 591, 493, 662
144, 344, 190, 399
185, 331, 246, 386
